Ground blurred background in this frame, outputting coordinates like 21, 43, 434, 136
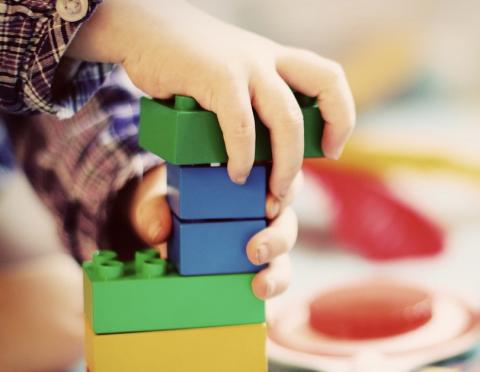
1, 1, 474, 371
186, 1, 480, 370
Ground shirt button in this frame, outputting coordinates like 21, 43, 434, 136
56, 0, 89, 22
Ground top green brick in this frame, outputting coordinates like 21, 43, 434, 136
139, 94, 324, 165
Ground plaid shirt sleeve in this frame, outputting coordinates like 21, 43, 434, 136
1, 2, 162, 260
0, 0, 112, 116
7, 77, 162, 261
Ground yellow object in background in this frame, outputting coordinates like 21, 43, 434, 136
341, 29, 421, 111
338, 139, 480, 183
85, 321, 267, 372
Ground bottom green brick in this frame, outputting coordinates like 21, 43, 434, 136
83, 250, 265, 334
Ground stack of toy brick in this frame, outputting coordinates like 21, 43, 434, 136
83, 94, 323, 372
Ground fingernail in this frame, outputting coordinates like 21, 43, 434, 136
266, 199, 280, 218
255, 244, 269, 265
327, 146, 344, 160
234, 176, 247, 185
233, 171, 250, 185
148, 222, 163, 242
266, 278, 276, 298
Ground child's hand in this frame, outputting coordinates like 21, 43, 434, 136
126, 164, 300, 300
69, 0, 355, 202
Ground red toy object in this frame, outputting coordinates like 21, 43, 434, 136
268, 280, 480, 371
309, 281, 433, 340
303, 161, 444, 260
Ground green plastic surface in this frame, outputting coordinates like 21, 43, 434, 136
84, 250, 265, 335
139, 94, 324, 165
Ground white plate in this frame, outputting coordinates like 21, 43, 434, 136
268, 287, 480, 372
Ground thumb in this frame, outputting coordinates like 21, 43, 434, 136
134, 195, 172, 245
129, 165, 172, 247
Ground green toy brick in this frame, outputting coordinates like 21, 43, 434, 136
83, 250, 265, 334
139, 94, 324, 165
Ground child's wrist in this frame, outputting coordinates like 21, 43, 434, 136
66, 0, 130, 64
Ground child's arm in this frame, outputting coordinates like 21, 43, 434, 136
67, 0, 355, 200
0, 0, 110, 116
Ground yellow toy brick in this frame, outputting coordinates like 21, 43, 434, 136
85, 320, 267, 372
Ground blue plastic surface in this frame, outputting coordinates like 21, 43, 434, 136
167, 164, 266, 220
169, 215, 266, 275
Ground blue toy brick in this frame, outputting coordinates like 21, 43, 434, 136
169, 216, 266, 276
167, 163, 266, 220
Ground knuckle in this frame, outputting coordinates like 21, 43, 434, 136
339, 114, 356, 135
285, 46, 316, 60
283, 103, 304, 129
231, 117, 255, 140
327, 61, 347, 83
217, 63, 242, 83
345, 118, 356, 132
275, 102, 304, 139
300, 48, 320, 61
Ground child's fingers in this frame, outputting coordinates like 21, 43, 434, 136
211, 77, 256, 184
129, 165, 172, 246
252, 72, 304, 199
276, 48, 356, 160
251, 253, 292, 299
265, 170, 304, 220
246, 206, 298, 267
